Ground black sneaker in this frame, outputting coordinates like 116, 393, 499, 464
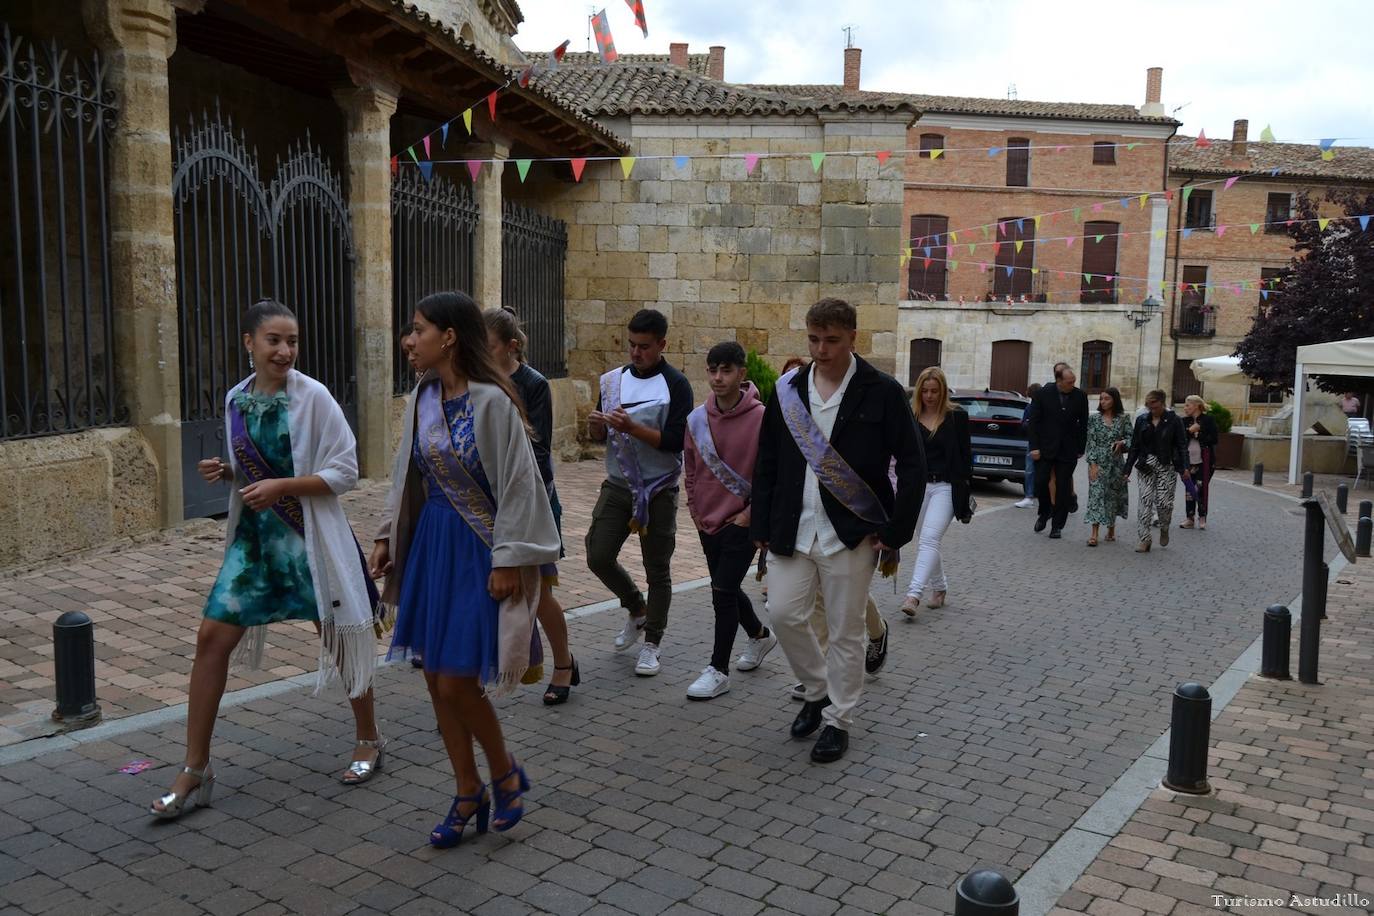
1034, 516, 1049, 533
865, 621, 889, 675
1049, 528, 1062, 539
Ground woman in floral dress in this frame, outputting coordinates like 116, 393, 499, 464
1085, 387, 1131, 546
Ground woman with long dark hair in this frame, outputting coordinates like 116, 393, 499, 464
150, 300, 384, 819
370, 291, 559, 847
1084, 386, 1131, 546
484, 306, 578, 705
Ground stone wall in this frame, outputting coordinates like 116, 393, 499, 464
0, 428, 159, 568
510, 112, 909, 412
404, 0, 522, 65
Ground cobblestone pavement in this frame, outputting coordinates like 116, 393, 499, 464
0, 462, 1021, 745
0, 471, 1351, 915
1051, 532, 1374, 916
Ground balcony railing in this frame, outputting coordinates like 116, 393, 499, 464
1174, 306, 1216, 337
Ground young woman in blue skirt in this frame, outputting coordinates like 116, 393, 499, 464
370, 291, 560, 847
150, 300, 385, 819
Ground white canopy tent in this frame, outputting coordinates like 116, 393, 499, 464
1289, 336, 1374, 483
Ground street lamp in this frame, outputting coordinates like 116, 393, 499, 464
1130, 295, 1164, 405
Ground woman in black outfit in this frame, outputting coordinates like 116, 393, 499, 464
1179, 395, 1218, 530
902, 367, 972, 615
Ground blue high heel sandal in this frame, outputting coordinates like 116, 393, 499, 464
491, 759, 530, 832
430, 787, 489, 848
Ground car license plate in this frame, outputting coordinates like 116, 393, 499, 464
975, 455, 1014, 466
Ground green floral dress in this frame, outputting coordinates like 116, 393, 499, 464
1085, 412, 1131, 525
202, 389, 318, 627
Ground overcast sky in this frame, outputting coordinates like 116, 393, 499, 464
511, 0, 1374, 145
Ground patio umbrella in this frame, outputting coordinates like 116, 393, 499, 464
1189, 355, 1247, 385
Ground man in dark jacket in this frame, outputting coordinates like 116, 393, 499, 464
1124, 388, 1191, 551
1025, 364, 1089, 538
752, 298, 925, 763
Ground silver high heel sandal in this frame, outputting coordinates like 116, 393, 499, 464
340, 737, 386, 785
149, 762, 215, 820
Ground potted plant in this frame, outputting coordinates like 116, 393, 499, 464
1207, 399, 1243, 468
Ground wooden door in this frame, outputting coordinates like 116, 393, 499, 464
990, 339, 1031, 394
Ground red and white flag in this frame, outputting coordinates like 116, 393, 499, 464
624, 0, 649, 38
591, 9, 618, 64
546, 39, 571, 72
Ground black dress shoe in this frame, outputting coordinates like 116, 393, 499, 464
790, 697, 831, 739
1034, 516, 1048, 533
1049, 528, 1062, 539
810, 725, 848, 763
1069, 494, 1079, 514
864, 621, 889, 675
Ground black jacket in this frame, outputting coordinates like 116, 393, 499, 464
1026, 384, 1089, 460
1125, 410, 1189, 475
923, 408, 975, 523
751, 356, 926, 555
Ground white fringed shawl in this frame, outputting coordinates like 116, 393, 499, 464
222, 369, 377, 698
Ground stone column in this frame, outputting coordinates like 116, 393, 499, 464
1142, 195, 1171, 396
334, 69, 398, 478
470, 138, 510, 310
82, 0, 183, 526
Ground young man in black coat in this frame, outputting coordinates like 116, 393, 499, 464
1025, 365, 1089, 538
751, 298, 925, 763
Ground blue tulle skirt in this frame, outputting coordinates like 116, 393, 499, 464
389, 492, 500, 681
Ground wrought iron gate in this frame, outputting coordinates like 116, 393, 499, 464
391, 170, 477, 394
1, 23, 122, 440
502, 200, 567, 379
172, 109, 356, 518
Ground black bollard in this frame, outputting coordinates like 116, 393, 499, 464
1301, 471, 1314, 499
1163, 682, 1212, 794
954, 869, 1019, 916
1336, 484, 1349, 514
1358, 517, 1372, 558
1252, 463, 1264, 486
52, 611, 101, 726
1298, 499, 1324, 685
1260, 605, 1291, 679
1360, 500, 1372, 521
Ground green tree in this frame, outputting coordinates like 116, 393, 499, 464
746, 350, 779, 404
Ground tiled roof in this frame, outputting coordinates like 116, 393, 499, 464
380, 1, 627, 151
532, 63, 920, 118
1170, 138, 1374, 182
748, 83, 1179, 125
559, 51, 713, 76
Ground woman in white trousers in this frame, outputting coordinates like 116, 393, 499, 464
902, 367, 972, 615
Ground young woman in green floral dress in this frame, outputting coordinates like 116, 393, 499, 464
1085, 387, 1131, 546
150, 301, 385, 819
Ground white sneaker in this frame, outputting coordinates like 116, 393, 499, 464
735, 632, 777, 671
686, 666, 730, 699
789, 682, 806, 700
1014, 497, 1035, 509
634, 643, 661, 676
614, 613, 646, 651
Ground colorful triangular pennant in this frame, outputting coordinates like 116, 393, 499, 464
516, 159, 532, 182
1260, 124, 1275, 142
463, 109, 473, 134
810, 152, 825, 172
876, 150, 892, 167
570, 158, 587, 182
620, 156, 636, 179
418, 161, 433, 182
466, 160, 482, 181
487, 91, 498, 121
744, 153, 760, 175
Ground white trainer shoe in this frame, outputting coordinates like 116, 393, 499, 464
686, 666, 730, 700
634, 643, 661, 676
734, 632, 777, 671
789, 682, 806, 700
1014, 497, 1036, 509
614, 613, 646, 651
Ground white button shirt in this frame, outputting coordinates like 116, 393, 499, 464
794, 354, 858, 558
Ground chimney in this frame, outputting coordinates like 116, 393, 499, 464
1140, 66, 1164, 117
707, 45, 725, 81
844, 46, 862, 92
669, 42, 688, 68
1231, 119, 1249, 159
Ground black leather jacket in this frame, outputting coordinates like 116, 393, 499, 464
1125, 410, 1188, 475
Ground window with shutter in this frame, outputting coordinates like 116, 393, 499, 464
908, 338, 942, 385
1180, 265, 1208, 309
1092, 142, 1116, 165
1080, 340, 1112, 393
1171, 359, 1202, 403
1080, 221, 1119, 304
907, 215, 949, 300
1264, 193, 1292, 232
992, 217, 1035, 298
1006, 138, 1030, 187
1184, 190, 1214, 229
919, 133, 944, 159
989, 340, 1032, 394
1178, 266, 1211, 335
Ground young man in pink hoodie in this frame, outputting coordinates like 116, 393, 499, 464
683, 342, 777, 699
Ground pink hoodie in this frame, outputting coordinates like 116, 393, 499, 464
684, 382, 765, 535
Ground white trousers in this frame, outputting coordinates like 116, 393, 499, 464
905, 482, 954, 598
767, 544, 878, 731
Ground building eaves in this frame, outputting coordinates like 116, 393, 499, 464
1170, 138, 1374, 183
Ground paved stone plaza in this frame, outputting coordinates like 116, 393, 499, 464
1, 466, 1370, 915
